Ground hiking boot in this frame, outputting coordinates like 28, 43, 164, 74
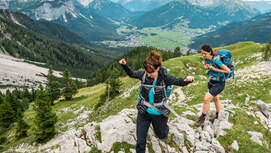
209, 116, 216, 123
195, 115, 206, 127
210, 112, 219, 123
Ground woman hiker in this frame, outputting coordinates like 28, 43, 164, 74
119, 50, 194, 153
195, 44, 231, 126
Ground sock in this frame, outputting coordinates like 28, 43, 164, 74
216, 112, 219, 119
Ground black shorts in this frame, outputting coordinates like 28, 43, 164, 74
208, 80, 225, 97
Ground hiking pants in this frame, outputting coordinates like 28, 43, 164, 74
136, 112, 169, 153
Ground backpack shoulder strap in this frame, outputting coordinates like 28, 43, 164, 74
142, 72, 146, 84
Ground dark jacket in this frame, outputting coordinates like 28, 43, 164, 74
121, 64, 190, 102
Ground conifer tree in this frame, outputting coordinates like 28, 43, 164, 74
33, 86, 57, 143
62, 70, 78, 100
5, 90, 18, 118
47, 66, 60, 105
0, 97, 15, 128
15, 107, 29, 139
106, 68, 122, 98
174, 46, 181, 57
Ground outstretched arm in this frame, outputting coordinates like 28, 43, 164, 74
165, 74, 194, 86
119, 59, 144, 79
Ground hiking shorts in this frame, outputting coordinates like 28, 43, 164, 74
208, 80, 225, 97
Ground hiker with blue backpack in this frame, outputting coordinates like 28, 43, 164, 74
119, 51, 194, 153
196, 44, 234, 126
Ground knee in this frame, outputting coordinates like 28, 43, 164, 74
203, 98, 210, 104
213, 97, 219, 103
155, 128, 169, 140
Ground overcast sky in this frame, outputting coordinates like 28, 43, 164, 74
242, 0, 271, 1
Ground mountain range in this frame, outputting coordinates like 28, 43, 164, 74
244, 0, 271, 13
0, 0, 130, 41
189, 11, 271, 48
111, 0, 172, 12
131, 0, 259, 29
0, 9, 111, 77
0, 0, 261, 43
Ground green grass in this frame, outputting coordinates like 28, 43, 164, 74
89, 147, 102, 153
218, 109, 271, 153
116, 26, 201, 49
109, 142, 135, 153
95, 125, 102, 143
138, 27, 198, 49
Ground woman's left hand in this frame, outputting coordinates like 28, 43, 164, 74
184, 76, 194, 82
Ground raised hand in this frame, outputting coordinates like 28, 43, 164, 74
119, 59, 126, 65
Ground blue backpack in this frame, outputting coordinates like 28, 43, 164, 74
214, 49, 234, 79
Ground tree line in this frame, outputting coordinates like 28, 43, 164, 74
87, 46, 182, 86
0, 66, 79, 148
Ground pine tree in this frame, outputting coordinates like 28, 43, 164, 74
30, 87, 36, 102
22, 87, 31, 100
5, 90, 18, 117
106, 68, 122, 99
0, 93, 3, 105
12, 88, 22, 99
47, 66, 60, 105
95, 68, 122, 110
0, 97, 15, 128
174, 46, 181, 57
186, 49, 192, 56
15, 107, 29, 139
62, 70, 77, 100
33, 85, 57, 143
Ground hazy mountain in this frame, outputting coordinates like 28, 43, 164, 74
0, 0, 123, 41
189, 12, 271, 48
244, 0, 271, 13
132, 0, 259, 29
111, 0, 172, 12
87, 0, 131, 21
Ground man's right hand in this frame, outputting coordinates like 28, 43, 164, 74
119, 59, 126, 65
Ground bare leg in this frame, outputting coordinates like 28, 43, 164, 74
202, 92, 214, 114
213, 95, 221, 113
196, 92, 214, 126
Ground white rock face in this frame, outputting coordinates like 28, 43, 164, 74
253, 100, 271, 129
29, 0, 79, 21
77, 0, 94, 7
169, 87, 186, 103
98, 109, 137, 152
236, 60, 271, 81
248, 131, 264, 146
231, 140, 239, 151
188, 0, 214, 6
0, 53, 62, 93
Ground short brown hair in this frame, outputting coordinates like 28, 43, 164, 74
143, 50, 162, 73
